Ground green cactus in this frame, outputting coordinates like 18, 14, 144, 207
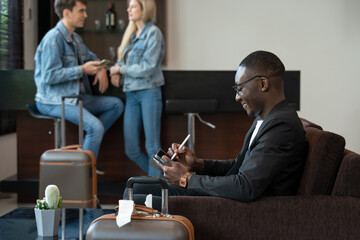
35, 185, 62, 210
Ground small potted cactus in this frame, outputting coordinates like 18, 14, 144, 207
34, 184, 62, 236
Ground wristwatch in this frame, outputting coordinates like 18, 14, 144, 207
179, 172, 191, 188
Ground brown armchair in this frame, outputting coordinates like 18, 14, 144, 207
168, 124, 360, 240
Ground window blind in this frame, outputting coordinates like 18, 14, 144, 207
0, 0, 10, 69
0, 0, 23, 134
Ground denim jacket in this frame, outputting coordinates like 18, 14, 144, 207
117, 21, 165, 92
34, 21, 99, 105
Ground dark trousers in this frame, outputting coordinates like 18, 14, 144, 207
123, 183, 193, 211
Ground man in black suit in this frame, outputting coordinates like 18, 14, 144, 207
131, 50, 308, 206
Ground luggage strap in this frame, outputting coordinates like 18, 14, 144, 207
114, 204, 158, 214
91, 205, 194, 240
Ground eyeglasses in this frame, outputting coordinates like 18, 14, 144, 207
232, 75, 265, 96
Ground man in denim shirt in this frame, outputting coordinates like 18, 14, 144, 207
34, 0, 124, 174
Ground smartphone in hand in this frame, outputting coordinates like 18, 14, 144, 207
97, 59, 110, 66
153, 149, 172, 166
150, 149, 173, 170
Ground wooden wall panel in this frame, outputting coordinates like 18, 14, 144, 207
16, 109, 253, 203
17, 110, 253, 181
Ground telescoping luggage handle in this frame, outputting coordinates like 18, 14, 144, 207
61, 95, 83, 148
126, 177, 169, 214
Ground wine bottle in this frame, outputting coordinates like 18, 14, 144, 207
106, 1, 116, 29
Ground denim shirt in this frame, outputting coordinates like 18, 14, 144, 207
117, 21, 165, 92
34, 21, 99, 105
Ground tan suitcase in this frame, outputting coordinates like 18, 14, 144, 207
39, 95, 97, 208
38, 95, 97, 239
86, 177, 194, 240
39, 146, 97, 208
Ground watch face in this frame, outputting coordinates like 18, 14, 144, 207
180, 179, 186, 187
180, 172, 190, 187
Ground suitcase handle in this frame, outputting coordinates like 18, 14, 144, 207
126, 176, 168, 189
61, 95, 83, 148
126, 177, 169, 214
61, 144, 83, 150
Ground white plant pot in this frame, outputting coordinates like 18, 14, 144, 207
34, 208, 61, 236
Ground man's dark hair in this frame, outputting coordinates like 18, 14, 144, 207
54, 0, 87, 19
239, 51, 285, 79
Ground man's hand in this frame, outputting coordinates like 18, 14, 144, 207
155, 155, 190, 187
93, 67, 108, 93
167, 143, 200, 172
81, 61, 103, 76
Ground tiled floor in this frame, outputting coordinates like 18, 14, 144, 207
0, 192, 116, 217
0, 192, 32, 217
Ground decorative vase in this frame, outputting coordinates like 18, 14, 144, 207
34, 208, 61, 236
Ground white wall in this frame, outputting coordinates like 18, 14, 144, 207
166, 0, 360, 152
0, 134, 17, 181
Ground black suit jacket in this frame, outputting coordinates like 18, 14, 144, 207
187, 100, 308, 201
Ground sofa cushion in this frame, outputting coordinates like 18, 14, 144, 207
332, 149, 360, 197
297, 127, 345, 195
169, 195, 360, 240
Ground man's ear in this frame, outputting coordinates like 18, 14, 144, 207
260, 77, 270, 92
62, 8, 71, 19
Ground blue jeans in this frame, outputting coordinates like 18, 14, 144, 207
124, 87, 163, 177
36, 95, 124, 159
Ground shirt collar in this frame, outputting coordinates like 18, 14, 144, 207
57, 20, 73, 43
131, 20, 154, 41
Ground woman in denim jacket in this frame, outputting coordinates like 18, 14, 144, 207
110, 0, 164, 177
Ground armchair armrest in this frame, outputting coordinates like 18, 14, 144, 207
332, 149, 360, 197
169, 195, 360, 240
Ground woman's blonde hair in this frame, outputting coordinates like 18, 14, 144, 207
117, 0, 156, 61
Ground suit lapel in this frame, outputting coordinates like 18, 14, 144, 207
226, 118, 258, 175
226, 100, 289, 176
